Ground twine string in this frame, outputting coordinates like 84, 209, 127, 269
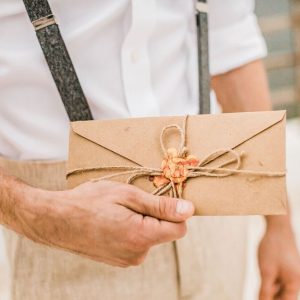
67, 116, 285, 198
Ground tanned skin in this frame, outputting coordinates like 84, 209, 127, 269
0, 169, 194, 267
0, 59, 299, 299
212, 59, 300, 300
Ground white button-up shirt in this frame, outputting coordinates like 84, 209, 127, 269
0, 0, 266, 160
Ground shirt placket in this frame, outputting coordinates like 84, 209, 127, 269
121, 0, 160, 117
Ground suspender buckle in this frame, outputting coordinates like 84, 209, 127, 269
32, 14, 57, 31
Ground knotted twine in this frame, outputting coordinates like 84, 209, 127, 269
67, 116, 285, 198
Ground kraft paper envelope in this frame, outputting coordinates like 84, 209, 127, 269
67, 111, 287, 216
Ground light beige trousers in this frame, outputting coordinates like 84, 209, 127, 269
0, 156, 248, 300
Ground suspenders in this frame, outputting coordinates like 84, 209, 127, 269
196, 0, 210, 115
22, 0, 93, 121
22, 0, 210, 121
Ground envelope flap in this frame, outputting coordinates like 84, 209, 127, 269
71, 111, 286, 168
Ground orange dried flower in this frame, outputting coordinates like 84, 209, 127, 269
153, 148, 199, 190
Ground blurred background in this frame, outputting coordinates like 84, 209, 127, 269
245, 1, 300, 299
256, 0, 300, 116
0, 0, 300, 299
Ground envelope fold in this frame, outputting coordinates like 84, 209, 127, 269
67, 111, 287, 216
71, 111, 285, 168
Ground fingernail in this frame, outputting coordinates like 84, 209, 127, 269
176, 200, 193, 215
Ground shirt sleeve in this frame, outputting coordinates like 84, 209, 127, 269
208, 0, 267, 75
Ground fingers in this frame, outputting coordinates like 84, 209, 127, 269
260, 279, 300, 300
259, 284, 275, 300
281, 292, 298, 300
140, 215, 187, 245
259, 273, 278, 300
121, 186, 195, 222
259, 267, 300, 300
280, 283, 300, 300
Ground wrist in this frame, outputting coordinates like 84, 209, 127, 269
1, 178, 33, 231
265, 215, 293, 234
0, 176, 52, 236
14, 185, 61, 235
0, 174, 26, 227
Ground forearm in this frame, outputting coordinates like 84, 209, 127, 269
0, 168, 34, 234
212, 59, 292, 230
212, 59, 272, 112
1, 166, 194, 267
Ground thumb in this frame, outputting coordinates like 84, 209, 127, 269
123, 187, 195, 222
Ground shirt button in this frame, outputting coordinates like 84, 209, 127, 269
130, 50, 139, 63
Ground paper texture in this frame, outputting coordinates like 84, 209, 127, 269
67, 111, 287, 216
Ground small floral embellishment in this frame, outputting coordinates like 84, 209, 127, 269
153, 148, 199, 197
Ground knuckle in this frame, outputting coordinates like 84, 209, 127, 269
126, 230, 150, 253
171, 223, 187, 240
115, 185, 140, 205
158, 196, 176, 217
128, 253, 147, 266
259, 285, 272, 297
177, 223, 187, 238
123, 186, 139, 201
118, 184, 133, 196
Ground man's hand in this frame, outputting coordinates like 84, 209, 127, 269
6, 179, 194, 267
258, 222, 300, 300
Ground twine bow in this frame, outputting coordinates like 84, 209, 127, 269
67, 116, 285, 198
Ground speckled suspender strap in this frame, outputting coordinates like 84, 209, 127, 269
22, 0, 93, 121
196, 0, 210, 114
23, 0, 210, 119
